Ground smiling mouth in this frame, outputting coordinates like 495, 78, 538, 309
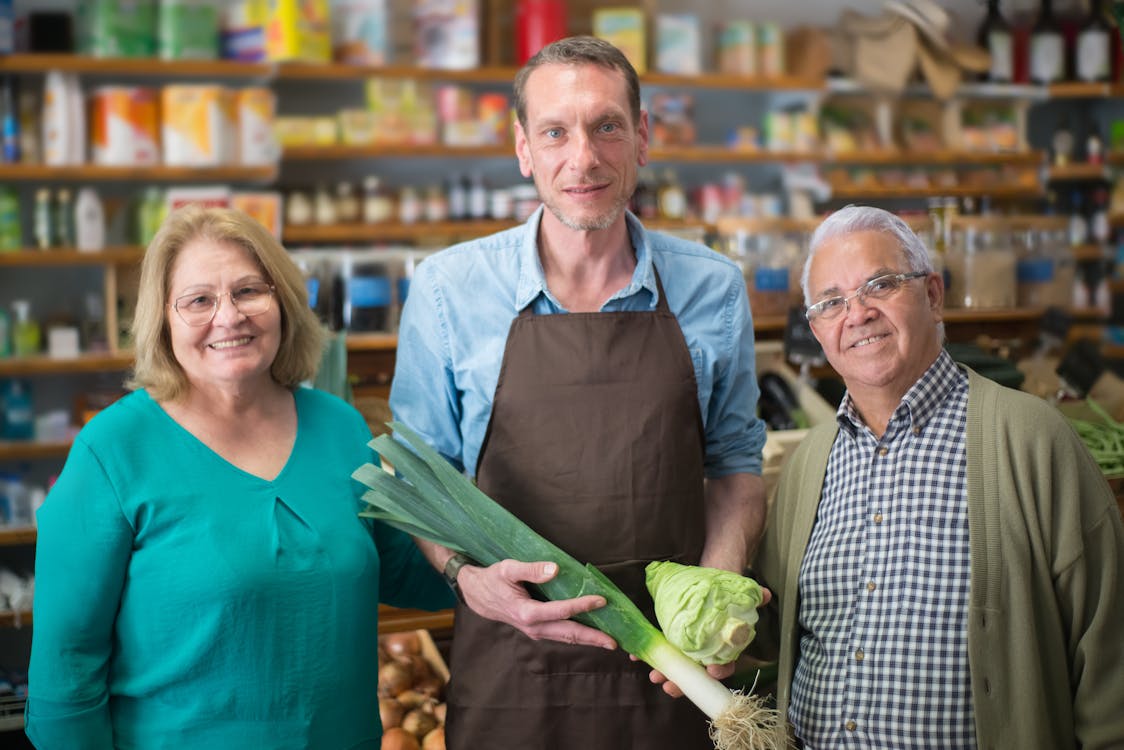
851, 334, 887, 349
209, 336, 253, 350
565, 183, 606, 195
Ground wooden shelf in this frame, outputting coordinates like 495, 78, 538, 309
378, 605, 453, 635
942, 306, 1046, 323
346, 333, 398, 352
276, 62, 825, 91
649, 146, 817, 163
282, 144, 511, 160
278, 62, 518, 83
0, 246, 144, 267
0, 441, 72, 461
829, 150, 1044, 167
1046, 164, 1113, 182
0, 611, 32, 629
0, 527, 36, 546
0, 53, 273, 79
0, 164, 277, 183
1047, 81, 1124, 98
0, 351, 134, 377
829, 184, 1043, 200
1071, 244, 1111, 262
285, 220, 518, 244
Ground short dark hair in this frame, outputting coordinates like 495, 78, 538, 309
513, 35, 641, 129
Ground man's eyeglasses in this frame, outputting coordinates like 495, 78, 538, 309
805, 271, 928, 323
172, 282, 276, 326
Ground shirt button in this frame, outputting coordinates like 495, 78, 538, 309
912, 426, 921, 436
867, 581, 876, 591
873, 512, 884, 524
855, 647, 865, 662
878, 446, 889, 456
845, 720, 857, 732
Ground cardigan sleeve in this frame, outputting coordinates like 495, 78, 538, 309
25, 438, 131, 750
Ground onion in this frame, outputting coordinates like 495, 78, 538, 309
394, 690, 430, 710
432, 702, 446, 725
379, 698, 404, 729
401, 708, 439, 739
381, 727, 420, 750
378, 662, 414, 697
421, 726, 445, 750
382, 632, 422, 661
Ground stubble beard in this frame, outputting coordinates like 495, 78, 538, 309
542, 191, 629, 232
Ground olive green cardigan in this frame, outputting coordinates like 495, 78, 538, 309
756, 368, 1124, 750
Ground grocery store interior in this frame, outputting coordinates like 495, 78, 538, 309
3, 0, 1124, 744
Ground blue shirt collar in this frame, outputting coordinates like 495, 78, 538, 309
513, 206, 659, 313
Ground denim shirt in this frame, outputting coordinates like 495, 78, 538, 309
389, 206, 766, 480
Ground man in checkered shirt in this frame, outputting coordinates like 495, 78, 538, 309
755, 205, 1124, 749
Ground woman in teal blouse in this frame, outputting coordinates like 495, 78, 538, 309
25, 206, 454, 749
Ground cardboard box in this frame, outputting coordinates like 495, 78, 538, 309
593, 7, 646, 74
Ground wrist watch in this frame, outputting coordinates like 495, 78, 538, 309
442, 553, 476, 604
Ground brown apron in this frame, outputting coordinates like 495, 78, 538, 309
446, 271, 711, 750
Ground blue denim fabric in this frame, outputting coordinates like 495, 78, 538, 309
390, 206, 766, 479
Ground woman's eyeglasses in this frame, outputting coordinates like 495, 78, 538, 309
172, 283, 276, 326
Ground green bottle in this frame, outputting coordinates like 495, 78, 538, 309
0, 186, 20, 251
11, 300, 41, 357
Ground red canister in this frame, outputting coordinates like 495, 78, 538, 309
515, 0, 567, 64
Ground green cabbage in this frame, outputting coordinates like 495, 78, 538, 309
645, 560, 763, 666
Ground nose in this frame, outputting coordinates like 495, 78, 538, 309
569, 129, 600, 171
843, 289, 877, 322
211, 292, 246, 325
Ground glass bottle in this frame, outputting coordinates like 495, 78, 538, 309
657, 169, 686, 220
33, 187, 53, 250
1075, 0, 1111, 83
1029, 0, 1065, 84
54, 187, 75, 248
334, 181, 360, 224
978, 0, 1013, 83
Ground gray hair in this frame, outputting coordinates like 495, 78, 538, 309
801, 204, 934, 306
513, 35, 641, 129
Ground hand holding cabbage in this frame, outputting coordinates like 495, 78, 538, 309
646, 560, 764, 666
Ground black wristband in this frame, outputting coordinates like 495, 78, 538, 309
442, 553, 476, 604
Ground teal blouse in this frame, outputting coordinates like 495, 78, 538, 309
26, 387, 454, 749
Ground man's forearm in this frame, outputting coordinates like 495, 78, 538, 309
699, 472, 766, 572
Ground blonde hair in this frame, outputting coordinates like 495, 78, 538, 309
127, 205, 326, 402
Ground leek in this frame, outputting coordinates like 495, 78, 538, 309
353, 422, 787, 750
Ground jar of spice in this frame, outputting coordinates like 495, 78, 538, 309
946, 215, 1017, 309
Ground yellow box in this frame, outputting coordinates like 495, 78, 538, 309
161, 85, 236, 166
592, 7, 647, 74
265, 0, 331, 62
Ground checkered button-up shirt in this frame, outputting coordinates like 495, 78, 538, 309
790, 351, 975, 749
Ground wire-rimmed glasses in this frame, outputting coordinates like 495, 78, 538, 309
805, 271, 928, 323
172, 282, 276, 326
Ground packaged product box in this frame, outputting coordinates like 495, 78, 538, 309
221, 0, 268, 61
165, 185, 232, 212
265, 0, 331, 62
158, 0, 220, 60
331, 0, 389, 65
592, 7, 647, 74
78, 0, 157, 58
649, 92, 696, 147
655, 13, 701, 76
231, 191, 282, 238
90, 87, 161, 166
161, 85, 237, 166
235, 87, 278, 165
413, 0, 480, 70
716, 20, 755, 75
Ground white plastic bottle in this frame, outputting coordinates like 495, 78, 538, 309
41, 70, 70, 166
74, 187, 106, 252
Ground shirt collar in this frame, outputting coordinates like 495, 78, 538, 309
512, 206, 659, 312
836, 349, 963, 436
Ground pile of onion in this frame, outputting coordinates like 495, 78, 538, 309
379, 631, 447, 750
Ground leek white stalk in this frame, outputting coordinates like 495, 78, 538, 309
353, 422, 788, 750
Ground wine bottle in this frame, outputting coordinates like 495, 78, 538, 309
1075, 0, 1111, 82
978, 0, 1014, 82
1030, 0, 1065, 84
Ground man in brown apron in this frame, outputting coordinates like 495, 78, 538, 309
390, 36, 768, 749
